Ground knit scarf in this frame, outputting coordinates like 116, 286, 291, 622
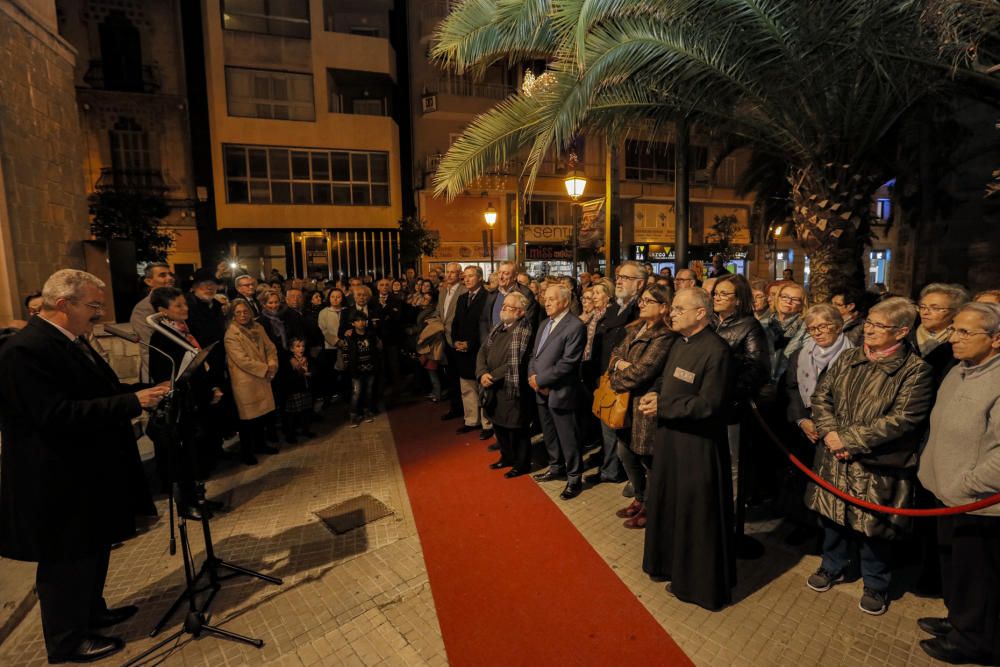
486, 316, 533, 399
797, 333, 852, 408
865, 341, 903, 362
261, 308, 287, 349
584, 306, 607, 361
915, 324, 952, 356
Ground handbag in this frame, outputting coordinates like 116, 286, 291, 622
591, 372, 630, 429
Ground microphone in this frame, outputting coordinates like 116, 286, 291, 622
104, 324, 140, 344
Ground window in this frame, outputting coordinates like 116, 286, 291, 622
109, 117, 157, 189
525, 199, 580, 226
98, 11, 143, 91
226, 68, 314, 120
223, 144, 390, 206
222, 0, 310, 39
624, 140, 709, 182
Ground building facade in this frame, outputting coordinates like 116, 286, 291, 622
0, 0, 90, 324
193, 0, 406, 281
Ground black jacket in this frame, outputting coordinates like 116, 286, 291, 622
714, 313, 771, 408
452, 288, 488, 379
0, 318, 154, 561
374, 294, 405, 345
594, 297, 641, 376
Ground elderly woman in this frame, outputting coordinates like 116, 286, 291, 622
805, 297, 933, 616
225, 298, 280, 465
912, 283, 969, 387
609, 284, 675, 528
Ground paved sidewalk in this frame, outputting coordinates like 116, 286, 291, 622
0, 407, 446, 666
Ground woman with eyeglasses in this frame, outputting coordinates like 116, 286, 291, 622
710, 274, 771, 533
910, 283, 970, 389
608, 284, 675, 528
803, 297, 933, 616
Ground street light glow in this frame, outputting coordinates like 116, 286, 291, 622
484, 202, 497, 227
564, 169, 587, 200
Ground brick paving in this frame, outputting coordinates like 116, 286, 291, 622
0, 402, 955, 666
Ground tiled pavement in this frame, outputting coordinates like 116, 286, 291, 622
0, 401, 955, 666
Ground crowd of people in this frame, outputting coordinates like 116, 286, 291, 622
0, 259, 998, 665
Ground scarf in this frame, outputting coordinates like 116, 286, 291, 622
797, 333, 852, 408
915, 324, 952, 356
165, 319, 201, 349
261, 308, 287, 349
486, 316, 533, 399
864, 341, 903, 362
584, 307, 607, 361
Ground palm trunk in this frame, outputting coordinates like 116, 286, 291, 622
790, 164, 876, 303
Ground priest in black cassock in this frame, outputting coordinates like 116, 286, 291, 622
639, 287, 736, 611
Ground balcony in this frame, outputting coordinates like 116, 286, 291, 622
83, 60, 161, 93
323, 0, 391, 38
434, 76, 514, 101
95, 168, 168, 193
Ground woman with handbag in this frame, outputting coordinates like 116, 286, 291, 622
604, 284, 675, 528
805, 297, 933, 616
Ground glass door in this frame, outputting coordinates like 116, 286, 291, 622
292, 231, 333, 280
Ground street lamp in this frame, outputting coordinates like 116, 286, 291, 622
484, 202, 497, 274
564, 167, 587, 279
769, 224, 784, 280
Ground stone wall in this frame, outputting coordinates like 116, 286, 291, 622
0, 0, 90, 322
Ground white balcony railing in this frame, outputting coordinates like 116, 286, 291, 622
435, 76, 515, 101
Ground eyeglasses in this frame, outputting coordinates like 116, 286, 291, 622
670, 306, 701, 314
73, 301, 106, 313
779, 295, 804, 304
805, 322, 837, 335
863, 319, 898, 331
500, 305, 523, 312
616, 274, 643, 282
950, 328, 991, 341
713, 290, 736, 300
638, 297, 662, 307
918, 304, 953, 314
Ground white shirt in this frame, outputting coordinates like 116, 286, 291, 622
442, 282, 460, 316
39, 315, 77, 342
546, 309, 570, 335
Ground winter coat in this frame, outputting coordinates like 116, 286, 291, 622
224, 320, 278, 420
805, 346, 933, 539
416, 316, 446, 363
609, 322, 676, 456
714, 313, 770, 419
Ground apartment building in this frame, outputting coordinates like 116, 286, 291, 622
195, 0, 405, 280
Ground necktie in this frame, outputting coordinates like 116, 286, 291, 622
537, 319, 554, 350
75, 337, 97, 365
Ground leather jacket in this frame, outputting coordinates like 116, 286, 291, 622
714, 313, 771, 408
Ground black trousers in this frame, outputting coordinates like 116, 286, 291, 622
443, 346, 462, 413
938, 513, 1000, 661
36, 547, 111, 656
538, 403, 583, 484
495, 425, 531, 472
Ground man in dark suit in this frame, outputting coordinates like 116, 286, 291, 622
437, 262, 467, 420
232, 274, 261, 318
0, 269, 168, 664
529, 284, 587, 500
453, 266, 489, 437
587, 260, 648, 484
374, 278, 405, 399
479, 260, 538, 342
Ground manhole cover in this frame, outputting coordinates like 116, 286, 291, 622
314, 494, 394, 534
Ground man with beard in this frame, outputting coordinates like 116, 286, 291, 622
638, 287, 735, 611
0, 270, 167, 663
586, 260, 648, 485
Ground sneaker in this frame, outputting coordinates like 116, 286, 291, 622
806, 567, 845, 592
859, 588, 888, 616
364, 412, 375, 423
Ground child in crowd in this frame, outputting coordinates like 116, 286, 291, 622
286, 337, 318, 441
346, 313, 380, 427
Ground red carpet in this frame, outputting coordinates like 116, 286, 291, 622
390, 401, 692, 666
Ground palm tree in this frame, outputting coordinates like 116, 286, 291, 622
431, 0, 951, 300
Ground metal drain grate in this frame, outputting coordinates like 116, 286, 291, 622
314, 494, 394, 534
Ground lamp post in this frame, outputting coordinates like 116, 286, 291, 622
564, 166, 587, 280
769, 224, 783, 280
484, 202, 497, 274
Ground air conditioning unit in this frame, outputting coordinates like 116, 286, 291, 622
421, 94, 438, 113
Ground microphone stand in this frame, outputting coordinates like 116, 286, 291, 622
104, 320, 282, 666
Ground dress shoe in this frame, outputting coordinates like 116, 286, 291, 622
560, 483, 583, 500
202, 499, 225, 511
489, 459, 509, 470
241, 454, 258, 466
533, 470, 566, 482
440, 410, 462, 421
455, 424, 481, 434
93, 605, 138, 628
504, 468, 527, 479
917, 617, 953, 638
486, 442, 500, 452
179, 505, 204, 521
479, 428, 495, 441
615, 499, 643, 519
257, 444, 279, 455
623, 506, 647, 529
919, 637, 991, 665
49, 634, 125, 664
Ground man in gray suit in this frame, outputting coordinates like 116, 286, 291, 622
437, 262, 468, 420
529, 284, 587, 500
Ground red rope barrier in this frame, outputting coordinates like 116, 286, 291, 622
749, 401, 1000, 517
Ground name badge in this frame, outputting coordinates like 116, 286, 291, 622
673, 367, 696, 384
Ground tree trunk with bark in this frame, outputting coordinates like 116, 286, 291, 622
790, 164, 877, 303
